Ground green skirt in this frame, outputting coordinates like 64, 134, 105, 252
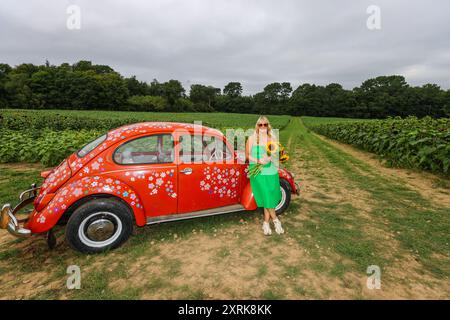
249, 162, 281, 209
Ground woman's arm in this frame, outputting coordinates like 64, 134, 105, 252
245, 136, 252, 162
246, 136, 257, 163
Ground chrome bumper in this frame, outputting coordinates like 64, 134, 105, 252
294, 182, 300, 195
0, 184, 40, 238
1, 204, 31, 237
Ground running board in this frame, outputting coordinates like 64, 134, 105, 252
146, 204, 245, 225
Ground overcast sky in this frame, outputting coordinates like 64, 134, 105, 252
1, 0, 449, 94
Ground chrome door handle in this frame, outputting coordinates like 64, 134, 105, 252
180, 167, 193, 175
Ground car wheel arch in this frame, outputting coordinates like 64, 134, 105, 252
59, 194, 138, 226
28, 178, 147, 234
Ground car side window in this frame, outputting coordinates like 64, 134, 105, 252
179, 134, 232, 163
203, 135, 233, 162
114, 134, 174, 165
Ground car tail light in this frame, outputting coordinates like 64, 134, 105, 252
36, 193, 56, 211
41, 170, 52, 178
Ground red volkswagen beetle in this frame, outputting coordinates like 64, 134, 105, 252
1, 122, 299, 253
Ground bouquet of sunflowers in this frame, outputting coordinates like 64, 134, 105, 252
248, 141, 289, 178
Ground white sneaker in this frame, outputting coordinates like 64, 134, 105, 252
273, 218, 284, 234
262, 222, 272, 236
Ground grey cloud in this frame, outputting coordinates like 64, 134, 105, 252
1, 0, 449, 94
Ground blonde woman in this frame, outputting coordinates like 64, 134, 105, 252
245, 116, 284, 235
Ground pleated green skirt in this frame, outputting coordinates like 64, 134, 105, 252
249, 145, 281, 208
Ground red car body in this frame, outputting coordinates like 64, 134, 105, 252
1, 122, 299, 253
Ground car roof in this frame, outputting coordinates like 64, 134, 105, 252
107, 122, 223, 141
68, 122, 226, 172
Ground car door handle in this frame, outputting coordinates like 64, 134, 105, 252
180, 167, 193, 175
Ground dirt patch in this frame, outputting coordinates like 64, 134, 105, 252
113, 221, 363, 299
0, 163, 48, 172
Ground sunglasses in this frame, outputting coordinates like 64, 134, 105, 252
258, 123, 268, 127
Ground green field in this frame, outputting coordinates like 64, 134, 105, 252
301, 116, 369, 126
0, 109, 291, 131
0, 109, 291, 166
0, 111, 449, 299
304, 116, 450, 177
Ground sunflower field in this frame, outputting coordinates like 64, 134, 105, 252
306, 116, 450, 176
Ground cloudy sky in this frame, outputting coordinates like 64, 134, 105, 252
1, 0, 449, 94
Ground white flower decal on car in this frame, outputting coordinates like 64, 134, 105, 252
146, 169, 176, 198
199, 166, 239, 198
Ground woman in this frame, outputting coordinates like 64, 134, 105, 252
246, 116, 284, 235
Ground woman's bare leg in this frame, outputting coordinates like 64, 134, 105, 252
268, 208, 277, 220
269, 208, 284, 234
262, 208, 272, 235
263, 208, 271, 222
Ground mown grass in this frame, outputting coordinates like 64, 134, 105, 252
297, 117, 450, 278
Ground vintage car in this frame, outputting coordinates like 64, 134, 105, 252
1, 122, 299, 253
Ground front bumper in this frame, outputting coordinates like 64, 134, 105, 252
0, 184, 40, 238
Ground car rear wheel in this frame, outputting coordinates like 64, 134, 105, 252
65, 198, 134, 254
275, 179, 291, 215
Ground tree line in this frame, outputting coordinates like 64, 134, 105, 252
1, 60, 449, 118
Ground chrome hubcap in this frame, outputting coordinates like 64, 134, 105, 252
86, 218, 115, 242
78, 212, 122, 248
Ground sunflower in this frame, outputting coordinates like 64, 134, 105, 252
280, 154, 289, 163
247, 141, 290, 178
266, 141, 280, 155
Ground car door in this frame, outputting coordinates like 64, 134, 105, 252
111, 133, 177, 218
176, 133, 242, 214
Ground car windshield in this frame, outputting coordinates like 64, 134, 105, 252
77, 134, 107, 158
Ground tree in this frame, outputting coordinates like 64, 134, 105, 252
1, 61, 448, 118
125, 76, 149, 96
4, 72, 35, 109
411, 84, 446, 118
127, 95, 168, 111
443, 90, 450, 117
72, 60, 114, 74
161, 80, 185, 108
223, 82, 243, 98
255, 82, 292, 114
322, 83, 355, 117
190, 84, 220, 111
148, 79, 163, 96
173, 97, 195, 112
0, 63, 12, 107
356, 75, 409, 118
289, 84, 324, 116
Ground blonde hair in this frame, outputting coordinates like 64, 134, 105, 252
254, 115, 273, 144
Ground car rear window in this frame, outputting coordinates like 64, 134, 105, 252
113, 134, 174, 165
77, 134, 107, 158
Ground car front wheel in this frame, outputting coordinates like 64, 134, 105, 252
275, 179, 291, 215
65, 198, 134, 254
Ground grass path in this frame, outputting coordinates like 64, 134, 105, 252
0, 117, 448, 299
